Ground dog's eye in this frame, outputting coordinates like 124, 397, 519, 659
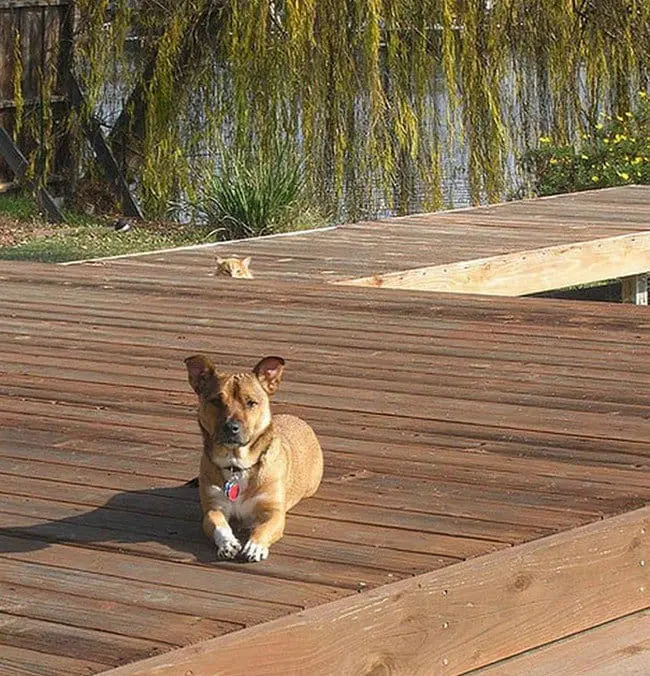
246, 399, 257, 409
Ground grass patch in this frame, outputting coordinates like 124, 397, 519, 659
0, 193, 229, 263
0, 193, 41, 220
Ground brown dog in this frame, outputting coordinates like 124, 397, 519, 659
184, 355, 323, 562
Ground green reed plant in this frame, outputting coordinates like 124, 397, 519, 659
522, 91, 650, 197
182, 146, 321, 240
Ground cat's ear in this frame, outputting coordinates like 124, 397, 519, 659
242, 257, 252, 269
216, 257, 224, 265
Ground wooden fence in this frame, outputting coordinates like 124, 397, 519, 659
0, 0, 73, 193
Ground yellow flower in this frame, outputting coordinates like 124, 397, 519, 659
618, 172, 630, 180
539, 136, 551, 144
625, 111, 633, 118
603, 138, 609, 144
595, 123, 603, 130
591, 175, 599, 182
580, 154, 589, 159
640, 91, 648, 99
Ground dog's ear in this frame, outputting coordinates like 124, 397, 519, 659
184, 355, 218, 397
253, 356, 285, 395
242, 256, 252, 269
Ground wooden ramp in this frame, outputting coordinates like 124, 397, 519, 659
0, 186, 649, 674
75, 185, 650, 286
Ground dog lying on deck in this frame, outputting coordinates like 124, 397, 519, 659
184, 355, 323, 562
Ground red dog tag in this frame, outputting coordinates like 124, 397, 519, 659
224, 479, 240, 501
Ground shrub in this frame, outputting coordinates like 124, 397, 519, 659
522, 91, 650, 196
180, 146, 324, 240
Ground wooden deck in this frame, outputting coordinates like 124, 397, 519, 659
78, 184, 650, 284
0, 186, 649, 674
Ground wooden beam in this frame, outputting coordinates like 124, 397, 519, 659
472, 610, 650, 675
338, 232, 650, 297
0, 127, 65, 222
68, 77, 144, 220
102, 506, 650, 676
621, 273, 648, 305
0, 96, 67, 112
0, 1, 71, 8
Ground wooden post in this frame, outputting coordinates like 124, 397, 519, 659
0, 126, 65, 222
621, 273, 648, 305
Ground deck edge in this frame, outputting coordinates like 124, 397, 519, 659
100, 505, 649, 676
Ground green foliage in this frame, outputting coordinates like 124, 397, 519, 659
17, 1, 649, 218
178, 146, 325, 240
522, 92, 650, 196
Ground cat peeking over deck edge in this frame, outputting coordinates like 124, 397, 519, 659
215, 256, 253, 278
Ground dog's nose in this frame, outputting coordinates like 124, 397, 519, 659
223, 419, 241, 435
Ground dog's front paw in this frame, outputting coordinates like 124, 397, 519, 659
214, 528, 242, 560
241, 540, 269, 562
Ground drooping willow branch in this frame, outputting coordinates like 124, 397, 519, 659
69, 0, 649, 218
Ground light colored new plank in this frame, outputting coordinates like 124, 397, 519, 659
473, 610, 650, 675
101, 506, 650, 676
339, 232, 650, 296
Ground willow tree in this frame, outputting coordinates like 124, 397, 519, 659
70, 0, 649, 219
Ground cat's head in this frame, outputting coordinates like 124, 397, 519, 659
215, 256, 253, 279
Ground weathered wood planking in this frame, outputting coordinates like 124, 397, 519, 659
338, 232, 650, 296
474, 609, 650, 675
61, 185, 650, 284
1, 187, 650, 673
101, 507, 650, 676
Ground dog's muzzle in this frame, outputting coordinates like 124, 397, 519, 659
221, 418, 246, 446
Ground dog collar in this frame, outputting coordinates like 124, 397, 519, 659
223, 463, 252, 473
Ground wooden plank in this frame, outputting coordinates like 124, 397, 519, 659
0, 511, 422, 590
0, 613, 168, 668
0, 441, 631, 519
7, 368, 650, 447
0, 1, 71, 8
339, 232, 650, 296
0, 582, 235, 646
2, 424, 647, 494
621, 273, 648, 305
0, 553, 287, 627
0, 644, 105, 676
474, 610, 650, 675
101, 506, 650, 676
0, 95, 67, 110
0, 532, 347, 609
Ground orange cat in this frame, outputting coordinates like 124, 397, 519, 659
215, 256, 253, 279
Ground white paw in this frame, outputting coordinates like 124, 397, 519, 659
214, 527, 241, 560
241, 540, 269, 562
